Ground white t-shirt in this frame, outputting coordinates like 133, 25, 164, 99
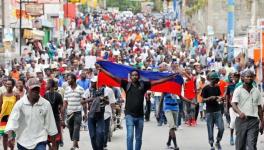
57, 48, 64, 58
104, 87, 116, 120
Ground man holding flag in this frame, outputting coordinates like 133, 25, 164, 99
100, 66, 178, 150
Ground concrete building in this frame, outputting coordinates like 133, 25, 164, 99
0, 0, 3, 47
183, 0, 264, 37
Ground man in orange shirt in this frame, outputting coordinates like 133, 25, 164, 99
218, 77, 228, 115
10, 65, 20, 81
135, 32, 142, 42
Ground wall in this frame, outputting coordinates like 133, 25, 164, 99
185, 0, 264, 37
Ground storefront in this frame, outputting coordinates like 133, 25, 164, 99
23, 29, 45, 40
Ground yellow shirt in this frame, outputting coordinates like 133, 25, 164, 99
0, 95, 16, 120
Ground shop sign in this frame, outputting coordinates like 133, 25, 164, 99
25, 3, 44, 16
37, 0, 61, 3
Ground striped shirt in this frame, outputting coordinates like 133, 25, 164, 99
64, 85, 85, 115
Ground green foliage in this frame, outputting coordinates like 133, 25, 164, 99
185, 0, 208, 17
106, 0, 142, 13
78, 3, 88, 13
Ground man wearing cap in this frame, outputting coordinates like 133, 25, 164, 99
231, 70, 263, 150
5, 78, 58, 150
81, 76, 110, 150
201, 72, 225, 150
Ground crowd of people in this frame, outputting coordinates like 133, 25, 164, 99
0, 10, 263, 150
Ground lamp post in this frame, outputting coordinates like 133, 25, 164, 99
19, 0, 22, 56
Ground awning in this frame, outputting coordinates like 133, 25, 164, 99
23, 29, 45, 40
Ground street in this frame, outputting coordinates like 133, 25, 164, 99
62, 114, 264, 150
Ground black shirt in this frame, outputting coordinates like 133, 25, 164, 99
121, 80, 151, 117
44, 91, 63, 121
201, 85, 221, 113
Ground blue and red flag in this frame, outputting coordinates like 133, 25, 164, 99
97, 61, 184, 95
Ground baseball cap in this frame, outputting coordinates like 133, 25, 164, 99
27, 78, 40, 90
209, 72, 220, 79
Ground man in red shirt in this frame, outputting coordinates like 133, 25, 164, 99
183, 67, 197, 126
36, 71, 46, 97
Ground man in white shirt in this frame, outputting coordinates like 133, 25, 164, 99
62, 74, 87, 150
5, 78, 58, 150
103, 85, 116, 148
231, 70, 264, 150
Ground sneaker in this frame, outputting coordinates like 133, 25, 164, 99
174, 147, 179, 150
177, 126, 183, 130
210, 147, 215, 150
230, 137, 234, 145
215, 142, 222, 150
166, 144, 170, 149
191, 119, 197, 127
59, 141, 64, 147
187, 119, 192, 126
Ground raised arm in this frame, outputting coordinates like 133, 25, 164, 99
100, 67, 121, 84
151, 74, 176, 86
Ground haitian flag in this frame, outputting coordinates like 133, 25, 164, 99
97, 61, 184, 95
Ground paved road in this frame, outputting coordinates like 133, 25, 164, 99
62, 114, 264, 150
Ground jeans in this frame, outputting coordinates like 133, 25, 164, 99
104, 117, 111, 147
145, 100, 151, 121
158, 111, 167, 126
88, 116, 105, 150
154, 96, 161, 117
17, 142, 47, 150
177, 99, 184, 126
126, 115, 144, 150
186, 99, 196, 119
67, 111, 82, 141
206, 111, 225, 145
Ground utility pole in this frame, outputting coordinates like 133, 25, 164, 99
19, 0, 22, 56
227, 0, 235, 62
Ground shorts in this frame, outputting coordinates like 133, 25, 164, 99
229, 107, 238, 129
165, 111, 179, 129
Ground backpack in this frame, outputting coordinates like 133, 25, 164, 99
88, 88, 106, 119
126, 81, 144, 92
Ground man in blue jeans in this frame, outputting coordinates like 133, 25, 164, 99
201, 72, 225, 150
101, 68, 176, 150
81, 77, 109, 150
